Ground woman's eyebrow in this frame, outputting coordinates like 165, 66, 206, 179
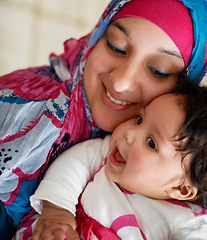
158, 48, 183, 60
111, 21, 183, 60
111, 22, 129, 38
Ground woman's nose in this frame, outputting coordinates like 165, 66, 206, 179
110, 60, 140, 92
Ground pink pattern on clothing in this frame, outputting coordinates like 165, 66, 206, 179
166, 200, 207, 217
88, 158, 106, 184
13, 214, 38, 240
194, 208, 207, 218
117, 185, 135, 195
76, 202, 121, 240
0, 67, 62, 101
58, 81, 91, 146
0, 112, 62, 145
111, 214, 147, 240
166, 200, 192, 209
58, 36, 89, 76
4, 167, 41, 205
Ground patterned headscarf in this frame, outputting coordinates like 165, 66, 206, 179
52, 0, 207, 85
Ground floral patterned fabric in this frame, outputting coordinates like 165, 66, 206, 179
0, 47, 104, 226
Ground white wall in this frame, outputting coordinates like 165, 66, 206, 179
0, 0, 107, 75
0, 0, 206, 85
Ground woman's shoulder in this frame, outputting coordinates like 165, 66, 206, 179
0, 66, 67, 101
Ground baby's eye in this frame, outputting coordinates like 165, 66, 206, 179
147, 137, 157, 150
107, 40, 126, 55
136, 115, 143, 125
148, 66, 171, 78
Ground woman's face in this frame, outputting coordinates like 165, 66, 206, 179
83, 17, 185, 132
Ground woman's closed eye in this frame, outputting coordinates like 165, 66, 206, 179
147, 137, 157, 151
107, 40, 126, 55
148, 66, 171, 78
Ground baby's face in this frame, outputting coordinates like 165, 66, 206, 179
106, 93, 190, 200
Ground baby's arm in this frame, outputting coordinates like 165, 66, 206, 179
30, 136, 110, 239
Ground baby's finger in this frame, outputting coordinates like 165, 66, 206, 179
33, 226, 56, 240
31, 222, 44, 240
65, 226, 81, 240
53, 227, 67, 240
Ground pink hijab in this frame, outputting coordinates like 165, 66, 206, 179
111, 0, 194, 67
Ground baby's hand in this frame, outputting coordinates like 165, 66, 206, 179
31, 201, 81, 240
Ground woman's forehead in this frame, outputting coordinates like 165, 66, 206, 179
111, 0, 193, 67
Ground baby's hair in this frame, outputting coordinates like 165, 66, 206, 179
175, 73, 207, 208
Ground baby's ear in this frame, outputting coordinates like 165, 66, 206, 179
166, 181, 198, 201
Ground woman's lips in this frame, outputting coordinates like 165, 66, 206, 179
106, 89, 131, 106
102, 84, 135, 111
109, 146, 126, 167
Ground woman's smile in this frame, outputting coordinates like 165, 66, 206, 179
106, 89, 132, 106
102, 83, 136, 111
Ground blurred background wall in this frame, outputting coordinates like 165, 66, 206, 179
0, 0, 206, 84
0, 0, 107, 75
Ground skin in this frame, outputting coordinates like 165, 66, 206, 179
83, 17, 185, 132
31, 201, 80, 240
106, 93, 196, 200
31, 94, 197, 240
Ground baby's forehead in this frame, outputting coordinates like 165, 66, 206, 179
145, 93, 186, 137
147, 93, 186, 111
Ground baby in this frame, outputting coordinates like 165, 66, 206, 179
15, 78, 207, 239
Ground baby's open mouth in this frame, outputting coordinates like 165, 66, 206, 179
109, 146, 126, 166
115, 147, 126, 163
